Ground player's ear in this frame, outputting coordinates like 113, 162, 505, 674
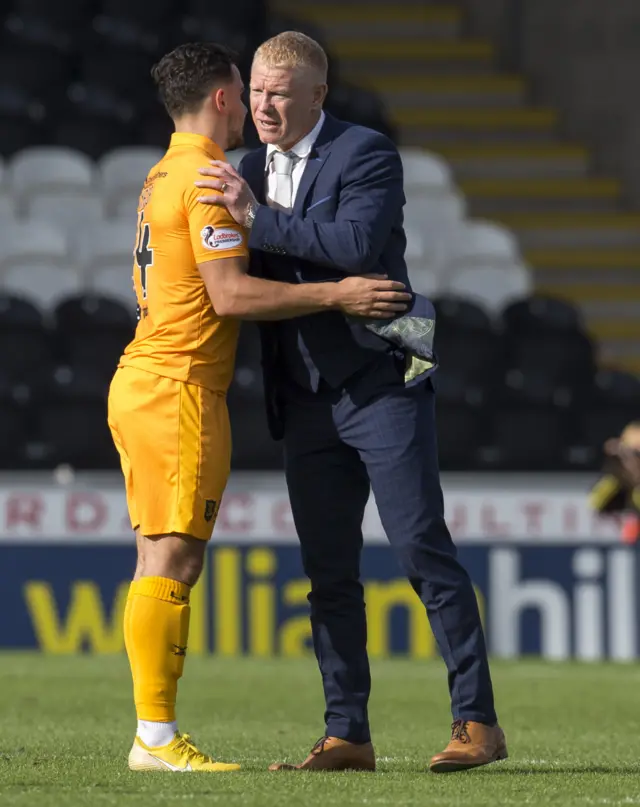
213, 86, 226, 114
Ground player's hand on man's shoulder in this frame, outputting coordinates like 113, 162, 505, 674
334, 275, 411, 319
195, 161, 257, 227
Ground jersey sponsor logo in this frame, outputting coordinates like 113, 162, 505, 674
201, 226, 243, 251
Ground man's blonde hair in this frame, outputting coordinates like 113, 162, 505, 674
253, 31, 328, 82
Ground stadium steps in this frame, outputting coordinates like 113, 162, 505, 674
278, 0, 640, 375
458, 178, 623, 214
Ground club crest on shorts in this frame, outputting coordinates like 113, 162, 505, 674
204, 499, 217, 522
201, 225, 243, 250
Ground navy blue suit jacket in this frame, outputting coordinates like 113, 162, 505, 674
239, 113, 412, 439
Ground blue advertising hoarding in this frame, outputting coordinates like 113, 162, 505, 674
0, 476, 633, 660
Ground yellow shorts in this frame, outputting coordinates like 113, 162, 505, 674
107, 366, 230, 540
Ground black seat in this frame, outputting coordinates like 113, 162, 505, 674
53, 295, 136, 380
500, 368, 575, 408
53, 117, 132, 157
481, 408, 571, 471
326, 82, 396, 140
0, 116, 44, 155
11, 0, 97, 27
80, 50, 156, 99
0, 295, 51, 382
433, 296, 504, 391
506, 331, 595, 390
35, 365, 118, 469
0, 45, 70, 95
591, 369, 640, 407
436, 404, 484, 471
0, 375, 31, 469
100, 0, 176, 25
502, 294, 583, 336
229, 399, 283, 471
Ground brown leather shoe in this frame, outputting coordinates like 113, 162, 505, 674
269, 736, 376, 772
429, 720, 508, 773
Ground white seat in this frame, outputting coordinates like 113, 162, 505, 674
88, 265, 137, 313
404, 190, 466, 227
0, 191, 17, 222
3, 264, 81, 309
226, 148, 249, 170
401, 149, 453, 191
0, 221, 68, 271
408, 265, 440, 297
98, 146, 164, 203
74, 222, 135, 273
26, 191, 106, 233
110, 192, 141, 221
447, 264, 533, 314
9, 147, 95, 201
449, 220, 520, 266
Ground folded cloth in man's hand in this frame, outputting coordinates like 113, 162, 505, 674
364, 293, 438, 386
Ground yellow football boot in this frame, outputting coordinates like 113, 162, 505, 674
128, 732, 240, 772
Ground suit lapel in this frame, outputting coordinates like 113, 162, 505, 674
293, 114, 342, 215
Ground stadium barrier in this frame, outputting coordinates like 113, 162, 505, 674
1, 473, 635, 660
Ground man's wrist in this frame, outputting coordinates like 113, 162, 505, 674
245, 201, 259, 229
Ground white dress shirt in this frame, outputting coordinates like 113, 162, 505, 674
264, 111, 326, 212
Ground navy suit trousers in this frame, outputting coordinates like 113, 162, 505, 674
280, 357, 497, 742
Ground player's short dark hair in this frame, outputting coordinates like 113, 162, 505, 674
151, 42, 238, 119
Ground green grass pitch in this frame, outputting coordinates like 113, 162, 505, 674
2, 654, 640, 806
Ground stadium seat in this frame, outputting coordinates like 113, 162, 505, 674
232, 323, 264, 401
98, 146, 163, 206
0, 117, 45, 156
501, 368, 575, 407
403, 191, 466, 228
226, 148, 249, 170
502, 294, 583, 336
481, 408, 571, 471
0, 294, 51, 382
0, 222, 68, 271
74, 221, 135, 273
3, 265, 81, 309
9, 147, 95, 199
506, 330, 596, 392
447, 264, 533, 314
0, 191, 17, 222
88, 266, 137, 312
436, 405, 484, 471
10, 0, 96, 28
433, 296, 504, 390
80, 50, 156, 100
0, 45, 71, 95
448, 220, 520, 267
0, 376, 30, 469
53, 118, 133, 159
53, 294, 135, 379
26, 191, 106, 234
101, 0, 177, 25
110, 192, 140, 221
591, 369, 640, 406
228, 398, 284, 471
35, 365, 119, 470
400, 149, 453, 191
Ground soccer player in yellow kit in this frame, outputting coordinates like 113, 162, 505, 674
107, 42, 411, 773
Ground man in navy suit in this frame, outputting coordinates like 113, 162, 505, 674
195, 31, 506, 773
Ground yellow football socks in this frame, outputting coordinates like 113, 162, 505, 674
124, 576, 191, 722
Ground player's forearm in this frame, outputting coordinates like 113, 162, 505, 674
215, 275, 337, 320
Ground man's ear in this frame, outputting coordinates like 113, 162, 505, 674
313, 84, 328, 110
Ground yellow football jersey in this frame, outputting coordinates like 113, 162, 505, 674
119, 132, 248, 393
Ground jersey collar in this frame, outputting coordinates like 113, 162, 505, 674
169, 132, 223, 159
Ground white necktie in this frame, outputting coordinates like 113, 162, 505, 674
272, 151, 297, 212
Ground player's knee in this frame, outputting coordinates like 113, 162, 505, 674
138, 532, 206, 587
